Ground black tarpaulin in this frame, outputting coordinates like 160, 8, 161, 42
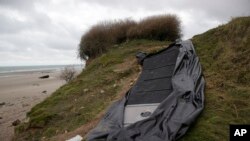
87, 40, 205, 141
127, 44, 179, 105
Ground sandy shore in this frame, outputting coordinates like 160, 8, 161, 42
0, 71, 66, 141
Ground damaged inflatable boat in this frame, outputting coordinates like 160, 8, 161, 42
87, 40, 205, 141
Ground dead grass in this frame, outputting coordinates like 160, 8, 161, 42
79, 14, 181, 60
127, 14, 181, 41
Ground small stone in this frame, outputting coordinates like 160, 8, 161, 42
39, 75, 49, 79
0, 102, 5, 106
22, 103, 30, 107
42, 90, 47, 94
113, 84, 117, 88
23, 117, 30, 123
83, 88, 89, 92
130, 82, 133, 86
12, 119, 21, 126
0, 117, 2, 119
66, 135, 83, 141
100, 90, 105, 94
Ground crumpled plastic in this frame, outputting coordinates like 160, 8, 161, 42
87, 40, 205, 141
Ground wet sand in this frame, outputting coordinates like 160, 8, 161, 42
0, 71, 65, 141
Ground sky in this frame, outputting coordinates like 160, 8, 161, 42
0, 0, 249, 66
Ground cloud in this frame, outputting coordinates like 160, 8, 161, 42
88, 0, 250, 19
0, 0, 249, 66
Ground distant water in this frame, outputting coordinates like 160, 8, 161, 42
0, 64, 84, 77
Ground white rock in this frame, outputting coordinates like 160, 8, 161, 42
66, 135, 83, 141
83, 88, 89, 92
100, 90, 105, 94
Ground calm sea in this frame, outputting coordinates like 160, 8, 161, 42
0, 64, 84, 77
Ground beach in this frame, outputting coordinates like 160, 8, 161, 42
0, 70, 66, 141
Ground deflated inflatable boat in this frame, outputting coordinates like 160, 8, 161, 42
87, 40, 205, 141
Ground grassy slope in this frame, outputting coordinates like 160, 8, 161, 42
15, 17, 250, 140
14, 40, 169, 140
181, 17, 250, 141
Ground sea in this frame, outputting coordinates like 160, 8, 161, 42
0, 64, 84, 77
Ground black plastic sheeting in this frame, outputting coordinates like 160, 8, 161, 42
87, 40, 205, 141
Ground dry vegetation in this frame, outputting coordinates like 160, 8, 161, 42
127, 15, 181, 41
60, 66, 77, 83
79, 14, 181, 60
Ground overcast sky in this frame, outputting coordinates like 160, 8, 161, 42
0, 0, 249, 66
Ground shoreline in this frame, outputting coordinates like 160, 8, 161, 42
0, 70, 66, 141
0, 69, 55, 78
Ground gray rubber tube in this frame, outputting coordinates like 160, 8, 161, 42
87, 40, 205, 141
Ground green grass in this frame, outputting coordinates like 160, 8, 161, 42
14, 39, 170, 140
181, 16, 250, 141
14, 17, 250, 140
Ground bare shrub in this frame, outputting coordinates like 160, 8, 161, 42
127, 14, 181, 41
79, 23, 112, 60
79, 19, 136, 60
60, 66, 76, 83
79, 14, 181, 60
109, 19, 137, 44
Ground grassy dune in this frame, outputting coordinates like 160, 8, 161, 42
14, 40, 170, 140
181, 17, 250, 141
15, 17, 250, 140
